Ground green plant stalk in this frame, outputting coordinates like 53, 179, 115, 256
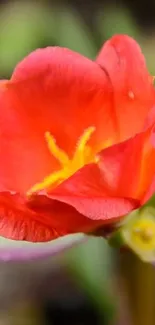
118, 251, 155, 325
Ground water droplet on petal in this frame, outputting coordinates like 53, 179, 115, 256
128, 90, 135, 99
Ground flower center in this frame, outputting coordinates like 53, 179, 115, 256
28, 126, 98, 195
130, 217, 155, 251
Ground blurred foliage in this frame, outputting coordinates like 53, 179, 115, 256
96, 5, 140, 41
0, 1, 54, 75
65, 237, 116, 324
54, 8, 97, 58
0, 0, 155, 76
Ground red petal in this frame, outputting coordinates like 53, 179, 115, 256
143, 105, 155, 129
0, 192, 58, 241
0, 35, 154, 196
141, 126, 155, 203
2, 127, 154, 241
27, 191, 138, 235
53, 127, 155, 199
30, 127, 155, 224
96, 35, 155, 140
0, 84, 59, 193
45, 194, 138, 224
0, 191, 104, 242
0, 48, 113, 193
10, 47, 114, 152
141, 175, 155, 204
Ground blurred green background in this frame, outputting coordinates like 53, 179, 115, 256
0, 0, 155, 324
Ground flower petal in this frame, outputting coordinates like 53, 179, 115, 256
30, 127, 155, 225
2, 126, 153, 242
0, 35, 153, 194
0, 191, 61, 242
0, 83, 59, 193
0, 48, 114, 193
0, 191, 104, 242
141, 126, 155, 203
96, 34, 155, 140
143, 105, 155, 129
1, 128, 153, 242
10, 46, 114, 152
29, 191, 137, 226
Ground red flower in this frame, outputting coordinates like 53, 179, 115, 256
0, 34, 155, 242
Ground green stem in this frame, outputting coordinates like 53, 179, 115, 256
118, 251, 155, 325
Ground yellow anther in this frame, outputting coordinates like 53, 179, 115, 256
75, 127, 95, 153
27, 169, 66, 195
45, 132, 69, 167
73, 126, 95, 166
133, 227, 154, 242
28, 126, 97, 195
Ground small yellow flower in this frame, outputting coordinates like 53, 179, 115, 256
122, 208, 155, 262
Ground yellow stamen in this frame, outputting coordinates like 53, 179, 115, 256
28, 126, 98, 195
125, 216, 155, 252
133, 227, 154, 242
45, 132, 69, 167
73, 126, 95, 166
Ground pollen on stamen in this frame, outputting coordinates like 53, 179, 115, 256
128, 90, 135, 99
45, 131, 69, 166
75, 126, 96, 152
27, 126, 96, 196
133, 227, 154, 242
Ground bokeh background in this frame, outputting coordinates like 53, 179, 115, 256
0, 0, 155, 324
